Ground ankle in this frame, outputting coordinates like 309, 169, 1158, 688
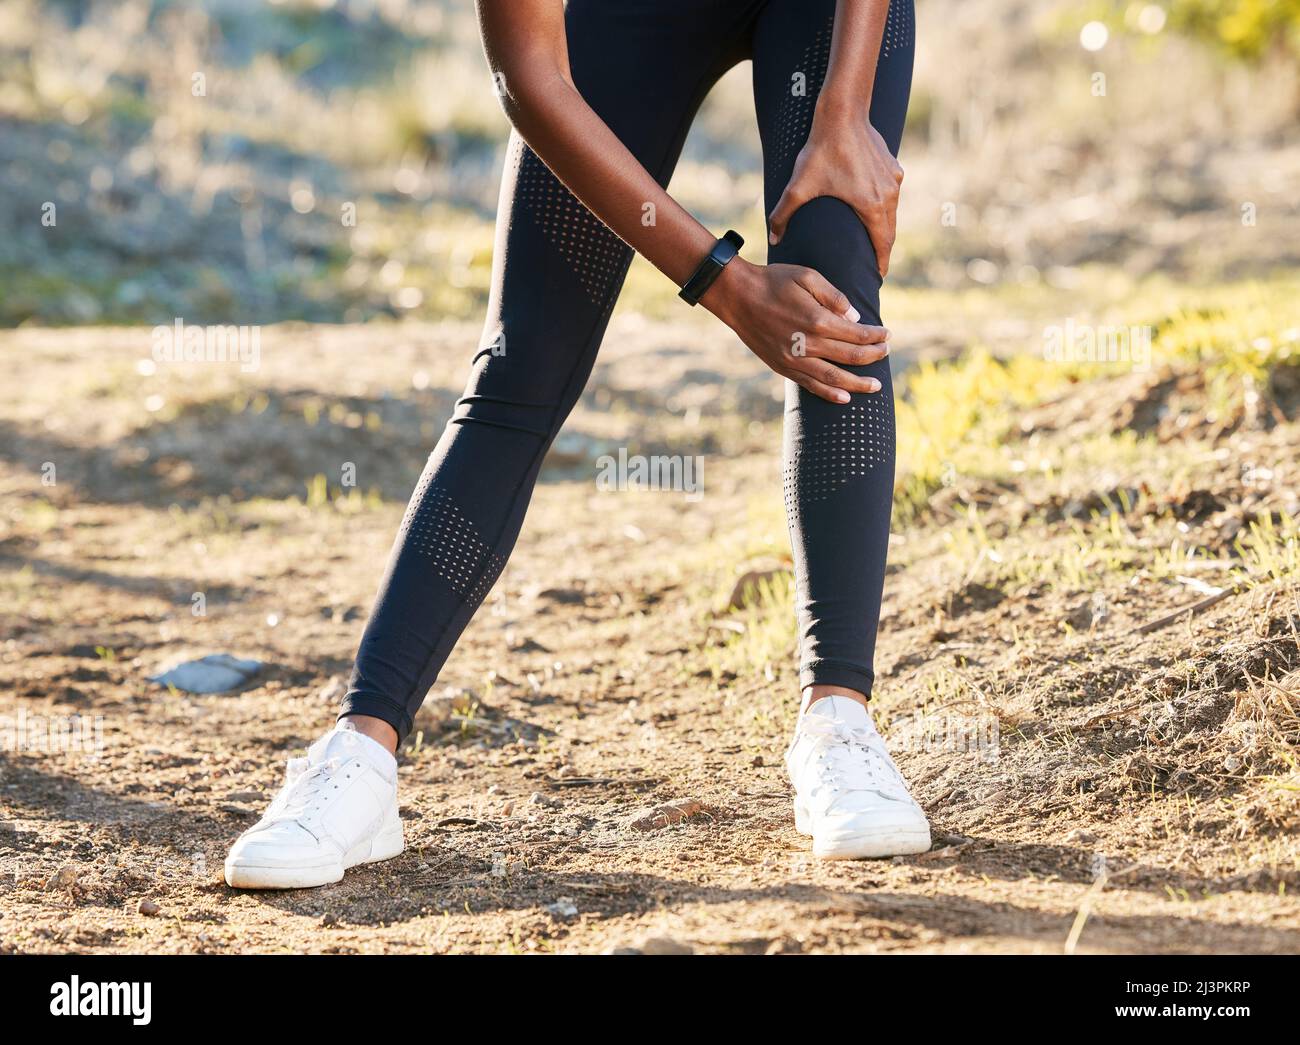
801, 685, 870, 716
339, 714, 399, 755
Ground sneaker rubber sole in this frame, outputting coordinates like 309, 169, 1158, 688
795, 799, 932, 860
224, 822, 404, 890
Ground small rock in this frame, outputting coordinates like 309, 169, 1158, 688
542, 433, 600, 473
47, 865, 79, 891
536, 586, 586, 605
916, 844, 962, 863
629, 799, 705, 831
529, 791, 561, 809
226, 790, 263, 804
1064, 828, 1097, 844
1062, 594, 1108, 632
605, 946, 643, 955
727, 568, 791, 610
316, 677, 347, 703
412, 687, 478, 735
149, 654, 263, 694
750, 755, 765, 768
545, 897, 578, 919
435, 816, 480, 829
507, 635, 552, 654
640, 936, 693, 955
138, 899, 160, 916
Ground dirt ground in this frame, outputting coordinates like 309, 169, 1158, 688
1, 316, 1298, 954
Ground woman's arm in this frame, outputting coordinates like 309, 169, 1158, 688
818, 0, 891, 121
767, 0, 903, 278
475, 0, 890, 404
475, 0, 714, 286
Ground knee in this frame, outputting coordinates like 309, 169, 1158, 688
452, 353, 567, 441
768, 196, 882, 323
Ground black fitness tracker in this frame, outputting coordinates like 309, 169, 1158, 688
678, 230, 744, 306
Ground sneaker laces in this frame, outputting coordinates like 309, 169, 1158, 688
267, 755, 345, 823
795, 717, 908, 798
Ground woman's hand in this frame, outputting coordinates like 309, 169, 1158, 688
701, 257, 889, 404
767, 108, 903, 278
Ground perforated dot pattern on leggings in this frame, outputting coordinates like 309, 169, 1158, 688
881, 0, 914, 58
772, 14, 833, 169
771, 2, 913, 172
515, 143, 629, 307
398, 479, 505, 602
783, 399, 895, 511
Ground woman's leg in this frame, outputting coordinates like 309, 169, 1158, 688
756, 0, 928, 860
753, 0, 915, 704
340, 0, 754, 746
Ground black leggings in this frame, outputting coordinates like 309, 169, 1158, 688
342, 0, 915, 741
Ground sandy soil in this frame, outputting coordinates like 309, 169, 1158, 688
1, 317, 1297, 954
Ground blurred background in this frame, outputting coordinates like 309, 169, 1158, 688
2, 0, 1297, 328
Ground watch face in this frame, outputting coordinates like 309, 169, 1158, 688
681, 233, 742, 305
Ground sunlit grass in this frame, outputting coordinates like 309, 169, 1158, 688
690, 276, 1300, 680
1233, 512, 1300, 587
893, 275, 1300, 520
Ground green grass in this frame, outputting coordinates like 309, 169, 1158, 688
894, 274, 1300, 520
694, 275, 1300, 678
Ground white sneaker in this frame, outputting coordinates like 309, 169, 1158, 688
786, 695, 931, 859
224, 722, 404, 889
